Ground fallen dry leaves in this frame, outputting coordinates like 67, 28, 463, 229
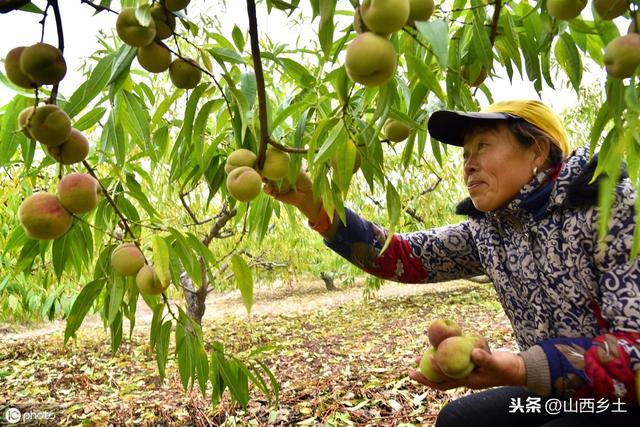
0, 280, 516, 426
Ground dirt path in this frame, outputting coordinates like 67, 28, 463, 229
0, 279, 480, 342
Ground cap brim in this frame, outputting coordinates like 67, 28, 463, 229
427, 110, 519, 147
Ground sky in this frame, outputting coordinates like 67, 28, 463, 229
0, 1, 609, 114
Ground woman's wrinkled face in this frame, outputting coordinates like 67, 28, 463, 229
462, 124, 538, 212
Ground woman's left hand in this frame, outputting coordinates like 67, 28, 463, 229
409, 349, 527, 391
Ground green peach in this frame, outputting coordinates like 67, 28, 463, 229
360, 0, 410, 34
136, 265, 168, 295
4, 47, 35, 88
110, 243, 145, 276
137, 42, 172, 73
46, 128, 90, 165
116, 7, 157, 47
345, 32, 397, 87
225, 148, 257, 174
169, 58, 202, 89
383, 120, 411, 142
18, 192, 72, 240
19, 43, 66, 86
57, 172, 100, 214
419, 347, 445, 383
27, 105, 72, 147
226, 166, 263, 202
260, 148, 290, 181
150, 5, 176, 40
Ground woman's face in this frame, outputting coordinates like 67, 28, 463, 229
462, 124, 539, 212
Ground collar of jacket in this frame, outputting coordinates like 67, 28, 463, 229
455, 147, 617, 218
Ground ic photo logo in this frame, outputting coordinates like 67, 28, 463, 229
4, 407, 21, 424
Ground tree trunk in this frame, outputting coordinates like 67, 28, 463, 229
180, 258, 208, 326
320, 271, 337, 291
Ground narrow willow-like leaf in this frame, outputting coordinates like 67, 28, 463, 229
416, 20, 449, 69
230, 254, 253, 315
64, 280, 105, 344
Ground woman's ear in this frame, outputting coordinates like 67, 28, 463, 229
534, 139, 551, 169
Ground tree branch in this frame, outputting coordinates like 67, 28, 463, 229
246, 0, 271, 168
0, 0, 30, 13
79, 0, 116, 14
48, 0, 64, 104
202, 205, 237, 246
488, 0, 502, 46
82, 161, 138, 243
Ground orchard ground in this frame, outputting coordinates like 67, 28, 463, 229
0, 279, 516, 426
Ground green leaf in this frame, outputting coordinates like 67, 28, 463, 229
64, 53, 113, 118
110, 309, 123, 355
382, 181, 401, 254
64, 280, 105, 344
208, 47, 244, 64
73, 107, 107, 131
0, 95, 30, 166
175, 320, 194, 390
318, 0, 336, 58
108, 45, 136, 86
151, 235, 171, 288
108, 276, 126, 325
232, 24, 245, 52
156, 320, 172, 380
416, 20, 449, 69
230, 254, 253, 315
555, 33, 582, 95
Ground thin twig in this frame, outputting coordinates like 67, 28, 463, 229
82, 161, 137, 242
80, 0, 117, 14
48, 0, 64, 104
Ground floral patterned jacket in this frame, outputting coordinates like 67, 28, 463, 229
322, 147, 640, 404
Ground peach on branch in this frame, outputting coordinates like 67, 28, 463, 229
427, 318, 462, 347
116, 7, 157, 47
150, 5, 176, 40
4, 47, 35, 88
593, 0, 627, 20
136, 265, 168, 295
345, 32, 397, 87
260, 148, 290, 181
603, 33, 640, 79
110, 243, 145, 276
19, 43, 66, 86
18, 192, 72, 240
383, 120, 411, 142
224, 148, 257, 174
137, 42, 172, 73
57, 173, 101, 214
17, 106, 35, 138
169, 58, 202, 89
27, 104, 72, 147
461, 63, 488, 87
408, 0, 435, 23
163, 0, 191, 12
226, 166, 263, 202
360, 0, 410, 34
46, 129, 90, 164
546, 0, 587, 21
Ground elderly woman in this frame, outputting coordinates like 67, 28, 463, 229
264, 100, 640, 425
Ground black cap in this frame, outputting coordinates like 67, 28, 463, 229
427, 110, 521, 147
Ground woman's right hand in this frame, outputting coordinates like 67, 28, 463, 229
263, 170, 323, 222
